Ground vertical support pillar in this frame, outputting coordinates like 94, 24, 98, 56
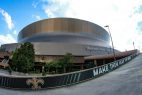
80, 64, 84, 70
94, 60, 97, 67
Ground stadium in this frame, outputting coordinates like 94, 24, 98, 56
0, 18, 117, 68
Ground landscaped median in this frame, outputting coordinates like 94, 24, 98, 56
0, 52, 139, 90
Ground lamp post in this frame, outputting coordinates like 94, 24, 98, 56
133, 42, 135, 50
104, 25, 116, 61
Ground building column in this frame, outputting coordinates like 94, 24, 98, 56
80, 63, 84, 70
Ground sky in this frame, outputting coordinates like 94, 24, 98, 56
0, 0, 142, 51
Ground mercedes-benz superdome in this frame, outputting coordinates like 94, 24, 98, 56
1, 18, 113, 56
18, 18, 109, 47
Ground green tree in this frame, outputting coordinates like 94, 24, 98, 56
12, 42, 35, 73
45, 60, 61, 74
44, 53, 74, 74
59, 53, 74, 73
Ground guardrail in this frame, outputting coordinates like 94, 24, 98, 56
0, 52, 139, 90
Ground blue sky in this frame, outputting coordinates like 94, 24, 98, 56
0, 0, 142, 51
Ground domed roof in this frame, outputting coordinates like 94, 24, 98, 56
18, 18, 110, 47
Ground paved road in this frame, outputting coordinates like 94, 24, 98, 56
0, 54, 142, 95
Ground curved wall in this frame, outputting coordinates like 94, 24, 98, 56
1, 18, 112, 56
18, 18, 110, 47
1, 42, 112, 56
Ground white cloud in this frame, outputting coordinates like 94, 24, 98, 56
32, 1, 40, 8
42, 0, 142, 51
32, 2, 37, 8
33, 15, 41, 20
42, 0, 69, 17
36, 15, 41, 20
0, 34, 16, 45
32, 15, 42, 21
13, 30, 17, 35
0, 8, 14, 30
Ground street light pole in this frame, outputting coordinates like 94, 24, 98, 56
133, 42, 135, 50
104, 25, 116, 61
